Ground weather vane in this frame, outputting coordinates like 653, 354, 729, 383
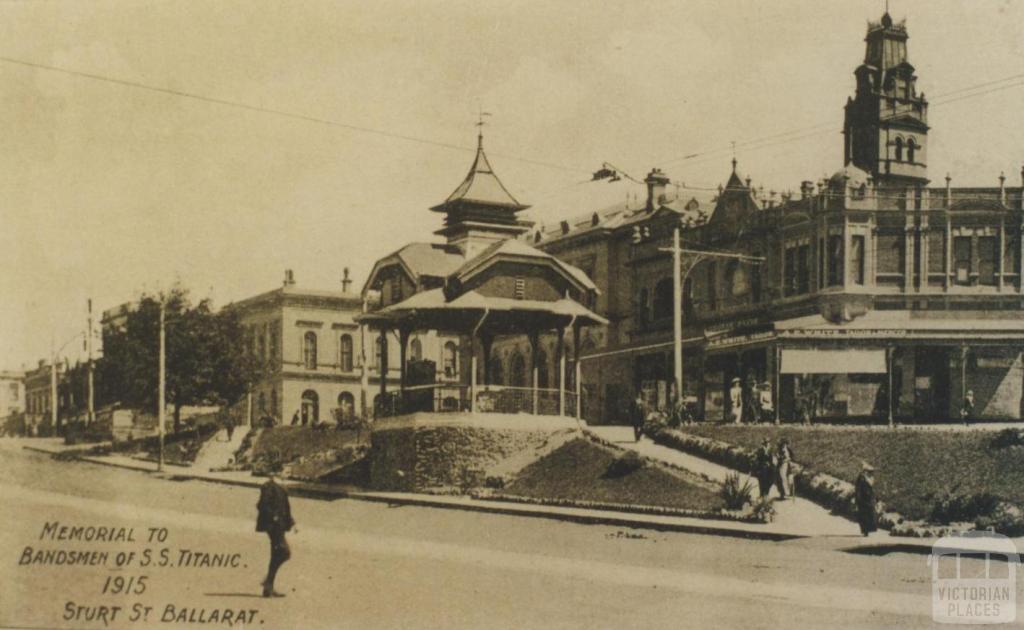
476, 107, 492, 147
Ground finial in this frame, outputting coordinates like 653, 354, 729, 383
476, 107, 491, 149
731, 141, 737, 173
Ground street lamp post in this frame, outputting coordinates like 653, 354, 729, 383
158, 302, 166, 472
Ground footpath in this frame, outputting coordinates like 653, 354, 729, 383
13, 435, 1018, 554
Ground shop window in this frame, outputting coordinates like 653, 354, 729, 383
850, 235, 866, 285
978, 236, 998, 286
953, 236, 972, 285
827, 235, 843, 286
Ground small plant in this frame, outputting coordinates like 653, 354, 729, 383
989, 428, 1024, 450
720, 472, 753, 510
603, 451, 646, 478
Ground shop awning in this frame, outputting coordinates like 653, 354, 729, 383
780, 349, 887, 374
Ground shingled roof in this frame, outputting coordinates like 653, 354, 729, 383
430, 135, 528, 212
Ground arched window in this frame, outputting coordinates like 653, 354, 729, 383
652, 278, 673, 320
339, 334, 353, 372
537, 350, 549, 389
409, 338, 422, 363
443, 341, 458, 377
337, 391, 355, 421
511, 354, 527, 387
894, 137, 904, 162
301, 390, 319, 424
303, 331, 318, 369
489, 356, 504, 385
906, 138, 916, 163
636, 288, 650, 329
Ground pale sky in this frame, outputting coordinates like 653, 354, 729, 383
2, 0, 1022, 370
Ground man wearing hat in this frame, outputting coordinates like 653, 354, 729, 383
855, 463, 877, 536
256, 471, 296, 597
753, 438, 775, 498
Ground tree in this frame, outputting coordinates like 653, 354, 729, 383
98, 287, 260, 431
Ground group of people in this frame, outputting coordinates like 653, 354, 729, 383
728, 376, 774, 424
752, 437, 795, 500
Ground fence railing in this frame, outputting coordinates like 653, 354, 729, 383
374, 384, 585, 419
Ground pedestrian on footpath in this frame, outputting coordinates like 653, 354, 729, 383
729, 378, 743, 424
630, 392, 646, 442
753, 438, 776, 499
855, 462, 877, 537
256, 471, 296, 597
961, 389, 975, 426
775, 437, 794, 499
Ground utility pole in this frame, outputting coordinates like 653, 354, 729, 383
87, 298, 95, 425
50, 335, 58, 434
158, 302, 166, 472
672, 226, 683, 401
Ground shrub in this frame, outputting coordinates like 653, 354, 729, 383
720, 472, 753, 510
604, 451, 646, 478
989, 428, 1024, 450
642, 411, 668, 437
929, 491, 1001, 525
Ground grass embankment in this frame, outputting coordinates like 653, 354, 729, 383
503, 438, 725, 513
679, 425, 1024, 522
243, 426, 369, 480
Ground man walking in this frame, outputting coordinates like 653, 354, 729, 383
753, 438, 775, 499
855, 463, 877, 537
256, 472, 295, 597
630, 392, 647, 442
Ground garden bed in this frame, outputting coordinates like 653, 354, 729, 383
500, 438, 727, 515
662, 425, 1024, 536
236, 425, 370, 477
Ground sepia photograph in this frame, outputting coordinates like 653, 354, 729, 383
2, 0, 1023, 627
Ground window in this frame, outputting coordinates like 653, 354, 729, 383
536, 350, 549, 389
337, 392, 355, 421
953, 236, 972, 285
827, 235, 843, 286
636, 288, 650, 329
374, 337, 387, 370
851, 235, 866, 285
750, 255, 763, 302
301, 390, 319, 424
727, 261, 750, 298
409, 338, 422, 362
269, 326, 279, 360
257, 329, 266, 359
652, 278, 673, 320
817, 238, 825, 289
877, 233, 905, 276
894, 137, 904, 162
303, 331, 318, 369
340, 334, 354, 371
928, 230, 946, 275
514, 277, 526, 300
443, 341, 458, 377
797, 244, 810, 294
682, 277, 694, 316
784, 247, 797, 296
707, 262, 717, 310
907, 138, 916, 163
978, 236, 998, 286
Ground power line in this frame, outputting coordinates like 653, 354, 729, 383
0, 55, 590, 175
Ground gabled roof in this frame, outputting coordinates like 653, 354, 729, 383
430, 136, 529, 212
362, 242, 466, 293
455, 239, 598, 293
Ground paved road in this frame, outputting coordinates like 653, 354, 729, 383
0, 445, 1010, 629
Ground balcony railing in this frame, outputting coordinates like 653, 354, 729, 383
374, 384, 584, 419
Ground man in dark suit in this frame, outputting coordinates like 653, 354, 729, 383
256, 472, 295, 597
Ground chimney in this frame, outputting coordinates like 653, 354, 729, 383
800, 181, 814, 199
283, 269, 295, 287
341, 267, 352, 293
999, 171, 1006, 205
945, 173, 952, 207
644, 168, 670, 211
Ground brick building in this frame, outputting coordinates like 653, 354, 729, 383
523, 10, 1024, 423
